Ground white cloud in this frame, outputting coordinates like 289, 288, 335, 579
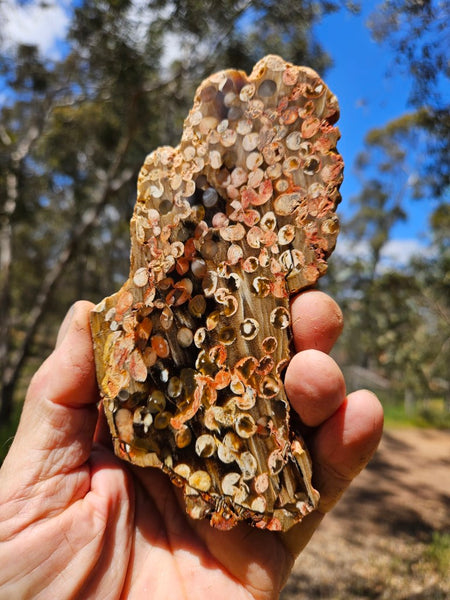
0, 1, 184, 69
160, 30, 184, 70
380, 239, 428, 267
336, 237, 430, 270
124, 0, 182, 69
0, 0, 70, 58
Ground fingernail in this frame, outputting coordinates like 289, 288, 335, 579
56, 304, 75, 348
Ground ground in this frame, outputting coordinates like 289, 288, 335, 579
281, 428, 450, 600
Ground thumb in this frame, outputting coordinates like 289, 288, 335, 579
1, 301, 100, 484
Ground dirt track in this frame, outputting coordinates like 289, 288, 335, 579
282, 428, 450, 600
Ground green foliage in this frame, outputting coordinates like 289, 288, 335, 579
381, 396, 450, 429
333, 183, 449, 408
423, 532, 450, 576
367, 0, 450, 200
368, 0, 449, 106
330, 9, 449, 407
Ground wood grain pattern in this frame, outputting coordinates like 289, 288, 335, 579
90, 55, 343, 531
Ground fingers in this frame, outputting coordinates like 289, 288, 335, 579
284, 290, 383, 558
291, 290, 343, 353
311, 389, 384, 512
288, 291, 383, 497
284, 349, 345, 427
1, 301, 99, 483
282, 389, 383, 557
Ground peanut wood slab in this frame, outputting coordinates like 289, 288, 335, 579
91, 55, 343, 532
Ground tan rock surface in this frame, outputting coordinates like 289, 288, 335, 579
91, 55, 343, 531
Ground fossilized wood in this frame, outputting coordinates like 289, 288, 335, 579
90, 55, 343, 532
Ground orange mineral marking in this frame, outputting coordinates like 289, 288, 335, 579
90, 55, 343, 532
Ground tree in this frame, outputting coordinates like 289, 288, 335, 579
368, 0, 449, 105
328, 0, 450, 410
368, 0, 450, 200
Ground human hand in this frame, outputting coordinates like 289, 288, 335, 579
0, 293, 383, 599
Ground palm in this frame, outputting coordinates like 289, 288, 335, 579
82, 442, 290, 598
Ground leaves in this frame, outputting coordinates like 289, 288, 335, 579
368, 0, 449, 105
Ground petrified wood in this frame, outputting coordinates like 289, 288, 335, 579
90, 55, 343, 532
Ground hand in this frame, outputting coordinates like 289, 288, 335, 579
0, 293, 383, 599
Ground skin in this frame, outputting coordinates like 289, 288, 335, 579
0, 291, 383, 599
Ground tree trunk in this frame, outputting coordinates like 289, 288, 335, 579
0, 171, 18, 422
0, 135, 134, 422
1, 121, 44, 421
404, 388, 415, 416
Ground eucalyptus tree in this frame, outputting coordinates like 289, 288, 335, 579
330, 0, 450, 407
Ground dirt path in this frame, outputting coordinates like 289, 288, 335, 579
281, 428, 450, 600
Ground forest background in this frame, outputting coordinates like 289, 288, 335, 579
0, 1, 448, 598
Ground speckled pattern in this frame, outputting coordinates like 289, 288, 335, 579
90, 55, 343, 532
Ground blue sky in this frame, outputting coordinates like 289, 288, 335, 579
314, 3, 428, 244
